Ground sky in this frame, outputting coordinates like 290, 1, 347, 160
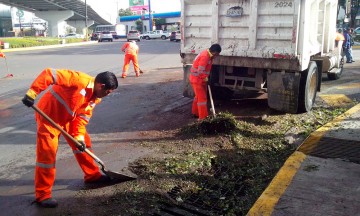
84, 0, 181, 24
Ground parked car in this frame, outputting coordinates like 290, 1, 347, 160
91, 32, 100, 41
175, 32, 181, 42
170, 30, 180, 42
127, 30, 141, 41
98, 31, 113, 42
141, 30, 169, 40
353, 27, 360, 36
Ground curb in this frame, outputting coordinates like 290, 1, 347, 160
247, 103, 360, 216
0, 41, 98, 53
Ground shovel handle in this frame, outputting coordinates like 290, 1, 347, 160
31, 105, 105, 167
207, 85, 216, 116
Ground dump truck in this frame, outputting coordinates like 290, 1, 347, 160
180, 0, 343, 113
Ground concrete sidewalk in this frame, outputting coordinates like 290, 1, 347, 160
248, 103, 360, 216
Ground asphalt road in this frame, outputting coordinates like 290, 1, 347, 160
0, 39, 186, 215
0, 40, 359, 215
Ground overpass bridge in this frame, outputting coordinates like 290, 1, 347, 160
0, 0, 111, 37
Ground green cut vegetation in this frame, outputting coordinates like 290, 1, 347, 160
83, 101, 357, 216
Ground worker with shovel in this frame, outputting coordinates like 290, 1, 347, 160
21, 68, 118, 208
189, 44, 222, 120
121, 40, 142, 78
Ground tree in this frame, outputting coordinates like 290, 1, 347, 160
153, 18, 166, 30
135, 19, 143, 33
119, 8, 133, 17
350, 0, 360, 27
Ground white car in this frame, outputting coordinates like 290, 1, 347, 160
175, 32, 181, 42
98, 31, 113, 42
127, 30, 140, 42
64, 33, 84, 39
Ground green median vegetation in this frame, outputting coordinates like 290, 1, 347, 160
0, 37, 85, 49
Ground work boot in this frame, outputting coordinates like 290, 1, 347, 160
121, 74, 127, 78
36, 198, 58, 208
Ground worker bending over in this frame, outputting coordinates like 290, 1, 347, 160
22, 68, 118, 208
121, 41, 140, 78
189, 44, 222, 120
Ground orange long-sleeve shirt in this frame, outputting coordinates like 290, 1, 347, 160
28, 68, 101, 140
121, 42, 139, 55
189, 49, 214, 84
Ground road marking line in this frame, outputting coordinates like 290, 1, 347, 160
335, 83, 360, 89
247, 103, 360, 216
319, 94, 353, 106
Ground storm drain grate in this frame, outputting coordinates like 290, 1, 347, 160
299, 137, 360, 164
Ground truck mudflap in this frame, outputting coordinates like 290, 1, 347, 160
182, 65, 194, 98
267, 71, 300, 113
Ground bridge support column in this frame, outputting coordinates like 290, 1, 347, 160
35, 10, 74, 37
67, 20, 95, 36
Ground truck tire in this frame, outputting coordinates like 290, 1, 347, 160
145, 36, 150, 40
298, 61, 318, 113
327, 54, 344, 80
161, 35, 166, 40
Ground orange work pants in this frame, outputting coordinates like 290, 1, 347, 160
191, 82, 208, 119
35, 121, 102, 202
122, 54, 139, 76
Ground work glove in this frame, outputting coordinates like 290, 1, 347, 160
77, 140, 86, 152
22, 89, 37, 107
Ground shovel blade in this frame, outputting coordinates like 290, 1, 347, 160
103, 169, 137, 182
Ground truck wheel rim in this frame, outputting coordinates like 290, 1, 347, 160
308, 71, 317, 105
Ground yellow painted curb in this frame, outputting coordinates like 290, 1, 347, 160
298, 103, 360, 153
247, 151, 306, 216
247, 103, 360, 216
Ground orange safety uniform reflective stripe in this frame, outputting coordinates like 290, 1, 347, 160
29, 68, 102, 202
189, 49, 213, 84
189, 49, 214, 119
121, 42, 140, 75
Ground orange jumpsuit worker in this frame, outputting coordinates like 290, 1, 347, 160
190, 44, 222, 120
21, 68, 118, 208
121, 40, 140, 78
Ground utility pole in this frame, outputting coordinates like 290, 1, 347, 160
148, 0, 152, 31
85, 0, 88, 41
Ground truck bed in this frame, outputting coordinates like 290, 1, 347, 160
181, 0, 338, 71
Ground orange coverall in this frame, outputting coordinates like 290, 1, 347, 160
121, 42, 140, 77
189, 49, 214, 119
28, 68, 103, 202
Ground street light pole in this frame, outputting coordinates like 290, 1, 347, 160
148, 0, 152, 31
85, 0, 88, 41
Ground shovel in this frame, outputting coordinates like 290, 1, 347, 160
208, 85, 216, 117
31, 105, 137, 181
